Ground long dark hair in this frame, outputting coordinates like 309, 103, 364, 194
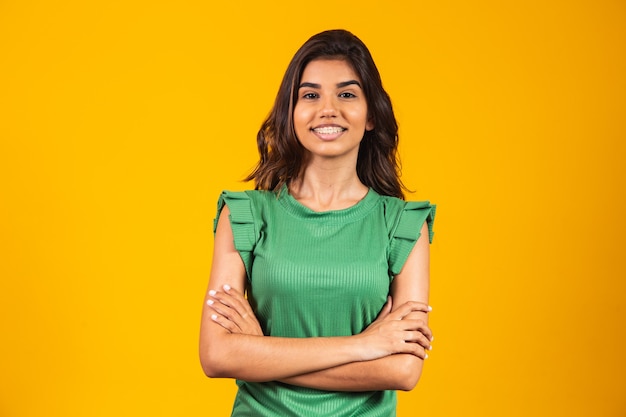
245, 29, 407, 199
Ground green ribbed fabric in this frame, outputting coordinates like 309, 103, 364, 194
214, 185, 435, 417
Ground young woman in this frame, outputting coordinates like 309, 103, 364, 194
199, 29, 436, 416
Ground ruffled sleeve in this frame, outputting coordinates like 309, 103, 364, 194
388, 201, 436, 276
214, 191, 257, 279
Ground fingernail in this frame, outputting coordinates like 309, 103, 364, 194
428, 345, 433, 351
208, 290, 216, 296
424, 353, 429, 360
427, 305, 433, 312
206, 300, 214, 306
431, 336, 435, 342
211, 314, 218, 320
223, 284, 231, 291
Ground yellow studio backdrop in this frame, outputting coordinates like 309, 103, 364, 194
0, 0, 624, 416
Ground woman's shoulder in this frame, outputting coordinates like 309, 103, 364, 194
217, 189, 281, 215
219, 188, 276, 200
377, 193, 434, 212
377, 193, 436, 241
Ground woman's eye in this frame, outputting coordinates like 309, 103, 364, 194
302, 92, 318, 99
339, 92, 356, 98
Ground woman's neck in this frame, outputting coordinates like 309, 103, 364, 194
288, 162, 368, 212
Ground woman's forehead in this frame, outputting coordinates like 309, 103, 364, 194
300, 59, 361, 84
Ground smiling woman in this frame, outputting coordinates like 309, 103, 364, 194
199, 29, 436, 416
294, 59, 374, 163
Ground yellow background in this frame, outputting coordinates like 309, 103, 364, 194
1, 0, 624, 416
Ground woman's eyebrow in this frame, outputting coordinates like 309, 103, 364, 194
298, 80, 362, 89
299, 82, 321, 89
337, 80, 362, 89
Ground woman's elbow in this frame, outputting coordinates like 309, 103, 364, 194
393, 356, 424, 391
396, 371, 421, 391
200, 358, 220, 379
199, 343, 229, 378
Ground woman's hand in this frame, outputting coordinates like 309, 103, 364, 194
206, 284, 263, 336
355, 297, 433, 361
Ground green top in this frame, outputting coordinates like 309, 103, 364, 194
214, 186, 435, 417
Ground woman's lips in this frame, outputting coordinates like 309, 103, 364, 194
311, 126, 346, 140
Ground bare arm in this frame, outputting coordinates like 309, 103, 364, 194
199, 207, 431, 382
279, 353, 424, 392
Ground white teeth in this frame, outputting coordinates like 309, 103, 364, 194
313, 126, 344, 134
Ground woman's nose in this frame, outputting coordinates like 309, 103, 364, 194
320, 96, 337, 117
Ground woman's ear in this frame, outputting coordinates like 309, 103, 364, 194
366, 116, 375, 131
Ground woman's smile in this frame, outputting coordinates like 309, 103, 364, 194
311, 124, 348, 140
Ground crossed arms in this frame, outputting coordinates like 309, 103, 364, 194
199, 206, 433, 392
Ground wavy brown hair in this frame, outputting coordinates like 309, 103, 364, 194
245, 29, 407, 199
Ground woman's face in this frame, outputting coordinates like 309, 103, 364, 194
293, 59, 374, 162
